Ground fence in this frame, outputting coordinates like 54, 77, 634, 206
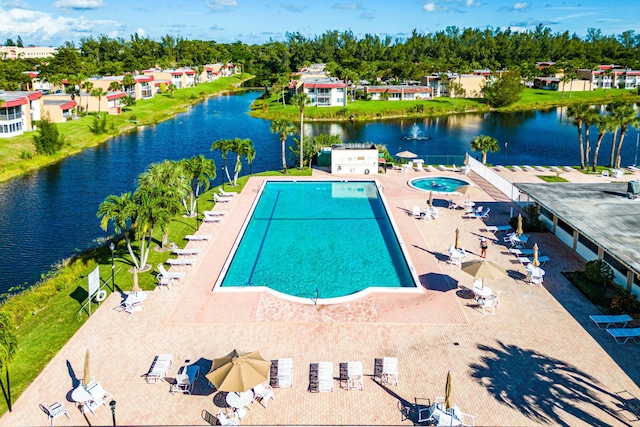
467, 156, 522, 202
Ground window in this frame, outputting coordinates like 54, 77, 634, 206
578, 234, 598, 254
604, 252, 627, 277
556, 217, 573, 235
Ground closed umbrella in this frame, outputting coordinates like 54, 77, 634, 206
132, 266, 140, 294
454, 228, 460, 250
461, 260, 508, 289
395, 150, 417, 159
516, 214, 524, 235
532, 243, 540, 267
463, 152, 469, 166
82, 349, 91, 387
206, 349, 271, 393
428, 191, 434, 208
445, 371, 453, 410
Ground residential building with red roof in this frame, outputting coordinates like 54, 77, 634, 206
0, 90, 43, 138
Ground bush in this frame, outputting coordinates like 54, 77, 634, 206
32, 114, 65, 155
610, 288, 640, 315
584, 260, 615, 288
19, 150, 33, 160
566, 271, 610, 306
509, 204, 547, 232
88, 115, 108, 135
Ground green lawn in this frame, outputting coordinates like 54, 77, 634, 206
0, 74, 253, 183
0, 166, 312, 415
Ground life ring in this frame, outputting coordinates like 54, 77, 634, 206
95, 289, 107, 302
364, 169, 370, 175
350, 168, 355, 173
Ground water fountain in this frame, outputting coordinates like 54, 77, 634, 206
402, 123, 431, 141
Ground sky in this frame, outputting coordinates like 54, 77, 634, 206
0, 0, 637, 48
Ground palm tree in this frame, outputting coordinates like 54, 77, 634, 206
291, 92, 310, 169
108, 81, 121, 92
229, 138, 256, 185
275, 74, 290, 108
90, 88, 107, 118
82, 81, 94, 115
608, 99, 640, 168
97, 192, 139, 267
592, 115, 616, 172
137, 160, 190, 250
582, 107, 600, 166
122, 74, 136, 97
211, 138, 234, 185
566, 103, 590, 169
167, 83, 177, 98
270, 118, 296, 174
181, 155, 216, 217
470, 135, 499, 164
0, 313, 17, 412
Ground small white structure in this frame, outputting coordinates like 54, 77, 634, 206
330, 143, 378, 175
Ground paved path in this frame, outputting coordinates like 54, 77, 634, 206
3, 168, 640, 426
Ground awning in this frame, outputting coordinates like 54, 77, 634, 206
378, 158, 386, 163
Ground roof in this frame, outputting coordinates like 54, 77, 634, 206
302, 78, 346, 89
0, 90, 42, 107
43, 99, 76, 110
516, 182, 640, 275
331, 143, 377, 150
107, 92, 126, 100
365, 85, 432, 94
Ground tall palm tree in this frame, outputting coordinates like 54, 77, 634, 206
82, 81, 94, 115
270, 118, 296, 174
122, 74, 136, 97
211, 138, 234, 185
138, 160, 190, 250
566, 103, 590, 169
608, 99, 639, 168
97, 192, 139, 267
90, 88, 107, 118
592, 115, 616, 172
181, 155, 216, 217
470, 135, 499, 164
291, 92, 310, 169
0, 313, 17, 412
582, 106, 600, 166
229, 138, 256, 185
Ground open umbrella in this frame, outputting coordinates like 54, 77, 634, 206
428, 191, 434, 208
532, 243, 540, 267
454, 228, 460, 250
205, 349, 271, 393
82, 349, 91, 387
454, 184, 483, 202
132, 266, 140, 294
445, 371, 453, 410
395, 150, 417, 159
516, 214, 524, 235
461, 260, 508, 289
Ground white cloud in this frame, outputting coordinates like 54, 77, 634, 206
465, 0, 481, 7
206, 0, 236, 11
512, 2, 528, 11
53, 0, 103, 10
423, 2, 436, 12
332, 2, 362, 10
136, 27, 146, 37
2, 0, 31, 9
0, 7, 77, 39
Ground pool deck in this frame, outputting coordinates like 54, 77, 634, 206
4, 167, 640, 426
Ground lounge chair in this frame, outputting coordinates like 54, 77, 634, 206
512, 165, 523, 172
535, 165, 550, 172
438, 165, 449, 171
381, 357, 398, 386
158, 264, 187, 282
203, 214, 224, 223
185, 234, 212, 241
463, 207, 490, 220
219, 188, 237, 197
214, 193, 233, 203
40, 402, 71, 426
166, 258, 196, 267
522, 165, 534, 171
318, 362, 333, 392
494, 165, 506, 172
172, 248, 202, 256
607, 328, 640, 344
146, 354, 173, 383
589, 314, 633, 329
601, 170, 610, 177
216, 410, 239, 426
508, 248, 534, 256
550, 166, 562, 173
346, 361, 364, 391
276, 358, 293, 388
412, 206, 423, 219
628, 165, 640, 173
426, 165, 437, 172
203, 210, 228, 216
415, 162, 426, 172
486, 225, 512, 234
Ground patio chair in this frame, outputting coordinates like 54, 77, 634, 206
486, 225, 512, 234
601, 170, 610, 177
185, 234, 213, 241
219, 188, 237, 197
146, 354, 173, 383
550, 166, 562, 173
86, 381, 111, 410
381, 357, 398, 386
530, 272, 544, 286
448, 199, 460, 210
203, 214, 224, 223
607, 327, 640, 344
481, 291, 500, 315
589, 314, 633, 329
214, 193, 233, 203
252, 382, 275, 407
202, 210, 228, 217
40, 402, 71, 426
347, 361, 364, 391
318, 361, 333, 392
166, 258, 197, 267
412, 206, 423, 219
157, 264, 186, 281
172, 365, 199, 394
216, 410, 240, 426
276, 358, 293, 388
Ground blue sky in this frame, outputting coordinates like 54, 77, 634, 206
0, 0, 636, 48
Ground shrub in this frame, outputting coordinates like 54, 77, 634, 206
88, 115, 108, 135
510, 204, 547, 232
19, 150, 33, 160
32, 114, 65, 155
584, 260, 615, 288
567, 271, 609, 306
610, 288, 640, 315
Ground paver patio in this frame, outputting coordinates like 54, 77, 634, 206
3, 167, 640, 426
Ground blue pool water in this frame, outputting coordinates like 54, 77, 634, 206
219, 181, 417, 299
408, 177, 471, 193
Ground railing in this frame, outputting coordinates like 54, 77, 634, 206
467, 156, 522, 201
405, 155, 466, 166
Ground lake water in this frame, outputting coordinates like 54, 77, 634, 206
0, 91, 638, 295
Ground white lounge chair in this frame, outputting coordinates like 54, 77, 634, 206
146, 354, 173, 383
438, 165, 450, 171
512, 165, 523, 172
219, 188, 237, 197
172, 248, 202, 256
346, 361, 364, 391
550, 166, 562, 173
563, 166, 575, 172
486, 225, 512, 234
426, 165, 437, 172
40, 402, 71, 426
412, 205, 423, 219
318, 362, 333, 392
522, 165, 534, 171
381, 357, 398, 386
276, 358, 293, 388
590, 314, 633, 329
535, 165, 549, 172
463, 207, 490, 220
601, 170, 610, 177
185, 234, 212, 241
628, 165, 640, 173
203, 214, 224, 223
415, 162, 426, 172
202, 210, 227, 216
494, 165, 506, 172
607, 328, 640, 344
166, 258, 196, 267
214, 193, 233, 203
157, 264, 187, 280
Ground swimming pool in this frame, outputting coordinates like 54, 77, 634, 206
408, 176, 470, 193
217, 180, 419, 301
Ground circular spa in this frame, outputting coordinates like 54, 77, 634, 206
408, 176, 471, 193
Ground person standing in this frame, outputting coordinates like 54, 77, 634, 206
480, 236, 488, 258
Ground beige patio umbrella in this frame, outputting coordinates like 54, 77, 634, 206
461, 260, 508, 289
454, 184, 483, 202
454, 228, 460, 250
82, 349, 91, 387
395, 150, 417, 159
206, 349, 271, 393
531, 243, 541, 267
132, 266, 140, 294
445, 371, 453, 410
516, 214, 524, 235
428, 190, 434, 208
